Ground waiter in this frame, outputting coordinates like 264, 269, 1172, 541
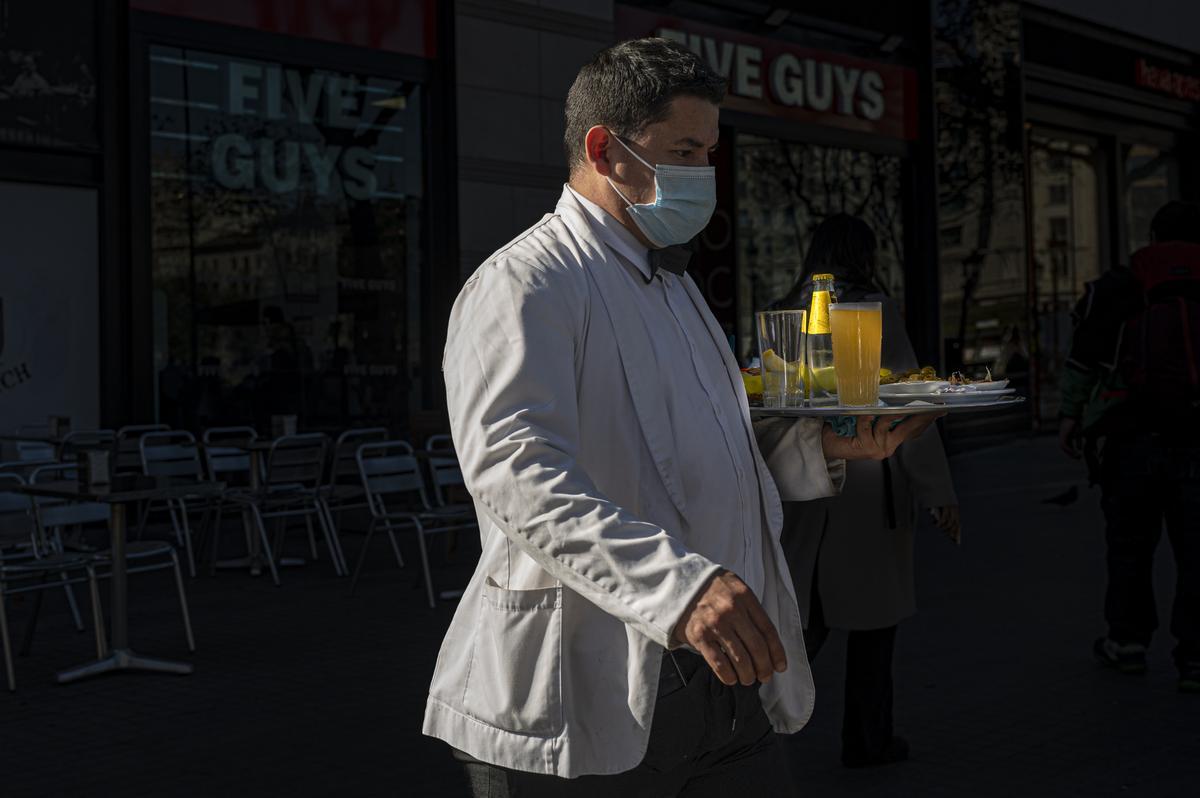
423, 37, 941, 796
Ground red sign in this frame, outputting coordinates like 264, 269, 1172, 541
1135, 58, 1200, 102
131, 0, 437, 59
616, 6, 917, 140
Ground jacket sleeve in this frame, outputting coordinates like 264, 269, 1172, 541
752, 418, 845, 501
444, 257, 721, 649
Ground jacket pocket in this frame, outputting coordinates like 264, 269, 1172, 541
463, 580, 563, 736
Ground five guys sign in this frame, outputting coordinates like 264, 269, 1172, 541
616, 6, 917, 140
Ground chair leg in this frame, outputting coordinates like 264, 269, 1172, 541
327, 502, 350, 576
349, 517, 377, 596
414, 521, 436, 609
207, 501, 224, 577
384, 522, 405, 569
135, 501, 150, 541
304, 514, 320, 561
168, 550, 196, 652
19, 577, 47, 656
171, 500, 197, 578
60, 572, 84, 632
315, 501, 345, 577
86, 566, 107, 659
249, 505, 281, 586
0, 584, 14, 691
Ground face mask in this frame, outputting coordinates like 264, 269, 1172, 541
606, 134, 717, 248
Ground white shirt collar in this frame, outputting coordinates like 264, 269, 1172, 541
565, 184, 653, 281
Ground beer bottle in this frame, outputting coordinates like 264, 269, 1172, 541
807, 273, 837, 400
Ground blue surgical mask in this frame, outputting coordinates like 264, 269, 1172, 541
606, 134, 717, 248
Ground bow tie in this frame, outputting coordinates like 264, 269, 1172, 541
644, 242, 695, 283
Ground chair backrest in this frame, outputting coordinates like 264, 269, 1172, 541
29, 464, 111, 531
60, 429, 116, 459
0, 459, 57, 478
16, 439, 56, 462
264, 434, 328, 489
327, 427, 389, 489
114, 424, 170, 475
357, 441, 429, 516
0, 473, 36, 552
140, 430, 202, 479
201, 427, 257, 482
424, 434, 465, 506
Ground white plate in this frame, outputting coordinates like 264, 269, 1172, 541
931, 388, 1015, 404
956, 379, 1009, 392
879, 381, 951, 397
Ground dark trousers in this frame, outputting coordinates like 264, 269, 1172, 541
453, 650, 790, 797
805, 580, 897, 760
1100, 433, 1200, 667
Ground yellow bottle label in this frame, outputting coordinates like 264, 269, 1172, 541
808, 290, 831, 334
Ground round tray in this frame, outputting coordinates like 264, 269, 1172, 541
749, 396, 1025, 418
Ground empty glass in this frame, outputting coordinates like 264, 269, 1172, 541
756, 309, 807, 408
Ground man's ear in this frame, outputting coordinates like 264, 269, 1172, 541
584, 126, 613, 177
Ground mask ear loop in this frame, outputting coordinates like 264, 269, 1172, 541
606, 130, 656, 208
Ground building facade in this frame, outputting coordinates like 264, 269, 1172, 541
0, 0, 1196, 438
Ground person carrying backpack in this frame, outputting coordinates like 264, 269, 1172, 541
1058, 200, 1200, 694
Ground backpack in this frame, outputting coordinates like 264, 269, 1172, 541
1116, 242, 1200, 417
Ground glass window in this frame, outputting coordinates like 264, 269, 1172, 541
1122, 143, 1177, 252
734, 133, 905, 362
148, 45, 424, 431
1028, 132, 1104, 419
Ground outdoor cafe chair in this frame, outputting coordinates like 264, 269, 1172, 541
0, 473, 104, 692
226, 433, 342, 585
138, 430, 210, 577
60, 429, 117, 460
200, 426, 257, 572
351, 441, 477, 607
30, 463, 195, 654
13, 423, 55, 462
319, 427, 388, 548
423, 435, 475, 521
113, 424, 170, 476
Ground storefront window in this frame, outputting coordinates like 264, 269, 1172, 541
1122, 142, 1177, 252
148, 45, 424, 431
1029, 132, 1104, 419
734, 133, 905, 362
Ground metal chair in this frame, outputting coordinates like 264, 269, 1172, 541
228, 433, 342, 585
113, 424, 170, 476
0, 473, 104, 692
200, 427, 257, 573
138, 431, 208, 577
351, 441, 476, 607
320, 427, 389, 551
13, 424, 56, 463
60, 429, 117, 460
30, 463, 195, 654
423, 435, 475, 520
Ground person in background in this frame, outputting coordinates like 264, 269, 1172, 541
762, 214, 961, 767
1058, 200, 1200, 694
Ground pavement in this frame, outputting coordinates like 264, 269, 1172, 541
2, 434, 1197, 797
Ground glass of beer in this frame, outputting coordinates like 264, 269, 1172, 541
756, 309, 807, 408
830, 302, 883, 406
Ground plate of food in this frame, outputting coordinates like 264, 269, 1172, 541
879, 381, 951, 397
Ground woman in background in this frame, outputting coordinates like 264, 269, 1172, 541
770, 214, 960, 768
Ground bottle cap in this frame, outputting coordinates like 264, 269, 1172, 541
812, 273, 835, 282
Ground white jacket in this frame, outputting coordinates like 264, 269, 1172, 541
422, 187, 841, 777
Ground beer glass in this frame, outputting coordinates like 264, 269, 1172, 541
830, 302, 882, 406
756, 309, 807, 408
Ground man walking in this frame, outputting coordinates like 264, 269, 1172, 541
1060, 200, 1200, 694
424, 38, 941, 795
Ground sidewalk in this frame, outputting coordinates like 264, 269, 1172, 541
3, 436, 1196, 797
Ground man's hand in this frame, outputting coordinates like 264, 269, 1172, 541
1058, 417, 1082, 459
932, 505, 961, 545
820, 412, 946, 461
672, 570, 787, 687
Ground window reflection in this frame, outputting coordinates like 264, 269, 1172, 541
735, 133, 904, 362
148, 45, 424, 432
1123, 143, 1176, 252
